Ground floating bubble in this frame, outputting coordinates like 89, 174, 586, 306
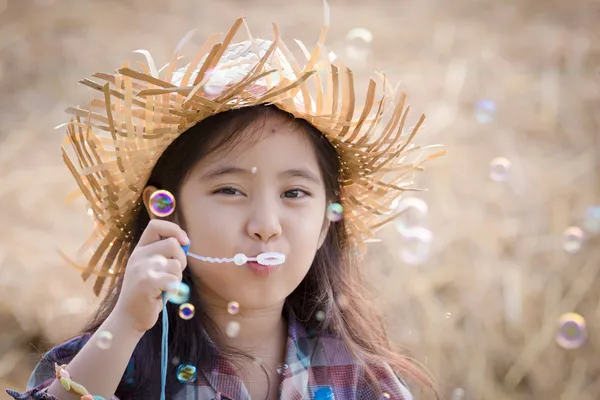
345, 28, 373, 61
489, 157, 511, 182
226, 321, 241, 338
399, 227, 433, 265
326, 203, 344, 222
97, 330, 113, 350
227, 301, 240, 315
176, 364, 197, 383
394, 197, 429, 234
583, 205, 600, 234
251, 166, 258, 174
445, 312, 452, 319
166, 282, 190, 304
203, 83, 227, 97
451, 388, 466, 400
276, 363, 289, 375
171, 357, 181, 366
382, 393, 391, 399
178, 303, 195, 320
149, 190, 175, 217
475, 99, 496, 124
336, 293, 349, 309
563, 226, 584, 253
556, 312, 586, 349
253, 357, 264, 367
315, 310, 325, 322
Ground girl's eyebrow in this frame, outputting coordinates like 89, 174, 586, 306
201, 166, 321, 184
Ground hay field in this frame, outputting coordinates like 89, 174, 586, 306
0, 0, 598, 398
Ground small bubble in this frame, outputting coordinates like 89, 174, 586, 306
253, 357, 264, 367
336, 293, 349, 309
179, 303, 195, 320
276, 363, 289, 375
226, 321, 241, 338
227, 301, 240, 315
382, 393, 391, 399
171, 357, 180, 366
345, 28, 373, 61
326, 203, 344, 222
475, 99, 496, 124
556, 312, 586, 350
451, 387, 466, 400
97, 330, 113, 350
399, 227, 433, 266
445, 312, 452, 319
176, 364, 197, 383
149, 190, 175, 217
315, 310, 326, 321
166, 282, 190, 304
203, 83, 226, 97
563, 226, 584, 253
583, 205, 600, 234
251, 167, 258, 174
394, 197, 428, 234
489, 157, 511, 182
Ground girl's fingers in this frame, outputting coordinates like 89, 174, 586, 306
138, 219, 189, 248
137, 238, 188, 270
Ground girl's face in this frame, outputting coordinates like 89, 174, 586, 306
178, 115, 330, 310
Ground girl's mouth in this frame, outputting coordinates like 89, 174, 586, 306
245, 261, 280, 277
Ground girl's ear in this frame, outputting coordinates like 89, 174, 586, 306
142, 185, 160, 220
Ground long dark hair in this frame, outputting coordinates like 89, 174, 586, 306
81, 105, 435, 399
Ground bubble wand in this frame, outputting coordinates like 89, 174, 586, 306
148, 190, 285, 400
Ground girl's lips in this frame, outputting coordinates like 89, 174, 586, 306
245, 261, 280, 277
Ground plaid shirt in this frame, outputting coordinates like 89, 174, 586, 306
7, 309, 413, 400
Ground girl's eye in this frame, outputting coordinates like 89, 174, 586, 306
283, 189, 311, 199
214, 187, 242, 196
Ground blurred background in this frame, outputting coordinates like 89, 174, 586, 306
0, 0, 599, 399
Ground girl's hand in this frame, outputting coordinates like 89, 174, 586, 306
112, 219, 189, 335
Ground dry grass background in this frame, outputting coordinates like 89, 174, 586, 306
0, 0, 599, 399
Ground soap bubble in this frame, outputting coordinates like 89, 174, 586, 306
345, 28, 373, 61
556, 312, 586, 350
149, 190, 175, 217
394, 197, 428, 234
315, 310, 325, 321
97, 330, 113, 350
489, 157, 511, 182
451, 388, 466, 400
178, 303, 195, 320
326, 203, 344, 222
475, 99, 496, 124
166, 282, 190, 304
399, 227, 433, 265
226, 321, 241, 338
583, 205, 600, 234
176, 364, 197, 383
563, 226, 584, 253
227, 301, 240, 315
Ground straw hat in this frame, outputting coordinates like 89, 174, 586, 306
59, 6, 445, 295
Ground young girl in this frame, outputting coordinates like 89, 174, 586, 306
7, 10, 443, 400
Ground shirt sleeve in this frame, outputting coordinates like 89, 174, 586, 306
5, 334, 120, 400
